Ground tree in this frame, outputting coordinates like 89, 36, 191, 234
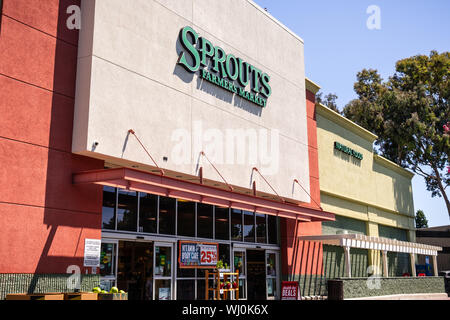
415, 209, 429, 229
316, 91, 341, 114
343, 51, 450, 218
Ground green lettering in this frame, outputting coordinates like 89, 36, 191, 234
199, 37, 215, 67
249, 65, 262, 93
238, 58, 250, 87
260, 73, 272, 98
212, 46, 227, 78
225, 54, 239, 81
177, 26, 200, 72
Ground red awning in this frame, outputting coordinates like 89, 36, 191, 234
72, 168, 335, 222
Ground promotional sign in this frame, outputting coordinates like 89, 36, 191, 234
83, 239, 101, 267
281, 281, 300, 300
179, 241, 218, 268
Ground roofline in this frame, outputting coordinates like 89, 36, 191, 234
305, 78, 321, 94
316, 103, 378, 143
373, 154, 415, 179
247, 0, 304, 44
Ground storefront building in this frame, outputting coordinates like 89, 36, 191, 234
0, 0, 424, 301
0, 0, 334, 300
300, 81, 418, 295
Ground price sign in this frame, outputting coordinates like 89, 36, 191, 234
179, 241, 218, 268
199, 244, 218, 266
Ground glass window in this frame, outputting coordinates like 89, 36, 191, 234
139, 193, 157, 233
218, 244, 230, 269
177, 280, 195, 300
256, 213, 267, 243
159, 196, 176, 235
238, 279, 246, 299
234, 251, 245, 275
268, 215, 278, 244
197, 203, 213, 239
102, 186, 116, 230
243, 211, 255, 242
117, 189, 138, 232
215, 206, 229, 240
177, 200, 195, 237
266, 278, 276, 299
155, 246, 172, 277
155, 279, 171, 300
197, 278, 215, 300
231, 209, 243, 241
266, 253, 277, 277
100, 242, 116, 277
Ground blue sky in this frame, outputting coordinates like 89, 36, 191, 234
254, 0, 450, 227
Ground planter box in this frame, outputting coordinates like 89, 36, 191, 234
6, 294, 30, 300
7, 293, 64, 300
64, 292, 98, 300
6, 293, 65, 300
97, 293, 128, 300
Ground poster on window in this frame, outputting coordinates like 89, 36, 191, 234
159, 287, 170, 300
83, 239, 101, 267
178, 241, 218, 268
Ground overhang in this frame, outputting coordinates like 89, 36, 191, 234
73, 168, 335, 222
298, 233, 442, 256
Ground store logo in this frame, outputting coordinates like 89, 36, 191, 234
177, 26, 271, 108
334, 141, 363, 161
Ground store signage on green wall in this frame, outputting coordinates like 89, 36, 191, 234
334, 142, 363, 160
177, 26, 271, 108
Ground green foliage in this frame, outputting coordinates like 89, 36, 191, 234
317, 91, 341, 114
343, 51, 450, 217
415, 210, 429, 229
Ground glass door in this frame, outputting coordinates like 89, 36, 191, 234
154, 242, 174, 300
266, 250, 279, 300
233, 248, 246, 299
99, 240, 118, 292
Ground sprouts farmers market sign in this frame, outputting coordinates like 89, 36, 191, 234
177, 26, 271, 108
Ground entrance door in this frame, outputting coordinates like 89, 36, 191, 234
153, 242, 174, 300
117, 241, 154, 300
246, 250, 266, 300
265, 250, 279, 300
100, 240, 118, 291
233, 248, 246, 299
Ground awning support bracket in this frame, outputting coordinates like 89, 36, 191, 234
200, 151, 234, 191
128, 129, 165, 176
294, 178, 322, 210
252, 167, 285, 203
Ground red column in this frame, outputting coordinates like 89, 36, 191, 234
0, 0, 103, 274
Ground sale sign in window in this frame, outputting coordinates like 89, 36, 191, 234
178, 241, 218, 268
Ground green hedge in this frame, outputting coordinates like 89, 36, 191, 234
0, 274, 100, 300
336, 276, 446, 299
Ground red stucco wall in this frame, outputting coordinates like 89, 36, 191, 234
0, 0, 103, 274
280, 88, 323, 278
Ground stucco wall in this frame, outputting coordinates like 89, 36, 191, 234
73, 0, 311, 202
0, 0, 104, 274
316, 105, 415, 235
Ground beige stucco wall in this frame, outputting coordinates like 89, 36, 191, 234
72, 0, 311, 202
316, 104, 416, 238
